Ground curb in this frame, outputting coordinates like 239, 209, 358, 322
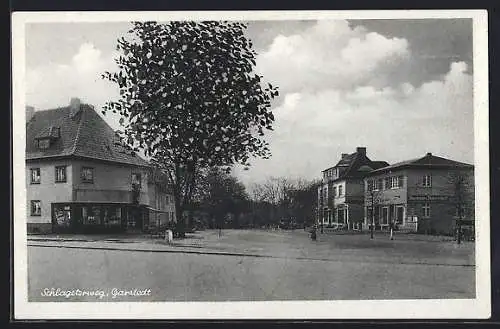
27, 242, 475, 268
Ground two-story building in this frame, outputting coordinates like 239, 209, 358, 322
26, 98, 176, 234
363, 152, 474, 235
317, 147, 389, 230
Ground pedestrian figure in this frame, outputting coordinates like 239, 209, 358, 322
310, 225, 317, 241
389, 221, 394, 240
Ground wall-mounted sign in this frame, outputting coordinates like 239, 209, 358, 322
408, 195, 451, 201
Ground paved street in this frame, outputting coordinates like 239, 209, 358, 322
27, 230, 475, 302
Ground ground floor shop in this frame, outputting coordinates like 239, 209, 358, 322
362, 200, 473, 235
50, 202, 174, 234
363, 203, 411, 231
319, 203, 363, 230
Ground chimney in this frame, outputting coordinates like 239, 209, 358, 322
356, 147, 366, 155
69, 97, 82, 117
341, 153, 348, 159
26, 106, 35, 122
426, 152, 432, 157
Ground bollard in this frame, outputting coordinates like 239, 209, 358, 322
165, 229, 173, 244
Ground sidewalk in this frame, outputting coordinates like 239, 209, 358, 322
27, 232, 208, 250
27, 230, 474, 267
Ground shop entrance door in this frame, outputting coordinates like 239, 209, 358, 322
126, 206, 143, 233
381, 207, 389, 228
396, 206, 404, 225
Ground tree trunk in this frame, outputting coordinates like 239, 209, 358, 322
175, 201, 185, 238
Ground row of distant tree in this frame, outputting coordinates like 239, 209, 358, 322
183, 168, 320, 230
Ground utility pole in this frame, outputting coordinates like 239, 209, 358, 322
455, 174, 465, 245
370, 191, 375, 239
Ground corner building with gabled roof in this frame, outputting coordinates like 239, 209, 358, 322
26, 98, 176, 234
317, 147, 389, 230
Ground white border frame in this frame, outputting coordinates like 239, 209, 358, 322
12, 10, 490, 319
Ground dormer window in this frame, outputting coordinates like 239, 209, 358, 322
48, 126, 60, 138
35, 126, 61, 150
37, 138, 50, 149
113, 135, 122, 146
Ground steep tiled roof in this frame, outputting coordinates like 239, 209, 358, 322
26, 103, 150, 167
342, 152, 373, 179
323, 149, 389, 181
371, 161, 390, 169
367, 153, 473, 175
335, 153, 356, 167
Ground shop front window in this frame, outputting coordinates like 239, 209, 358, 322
103, 206, 122, 227
82, 206, 102, 225
54, 205, 71, 227
337, 208, 345, 224
396, 206, 404, 225
128, 209, 138, 228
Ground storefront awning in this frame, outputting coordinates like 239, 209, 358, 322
144, 206, 170, 213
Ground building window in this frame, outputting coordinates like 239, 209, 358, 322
30, 200, 41, 216
391, 176, 399, 189
132, 173, 142, 188
30, 168, 41, 184
367, 180, 374, 192
384, 177, 391, 190
55, 166, 67, 183
398, 175, 404, 188
422, 203, 431, 218
333, 186, 337, 197
37, 138, 50, 149
423, 174, 432, 187
338, 185, 343, 196
81, 167, 94, 183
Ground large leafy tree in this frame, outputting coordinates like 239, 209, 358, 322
102, 21, 278, 236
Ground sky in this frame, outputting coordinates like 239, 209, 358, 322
25, 18, 474, 188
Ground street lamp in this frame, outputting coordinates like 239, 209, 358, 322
370, 190, 375, 239
389, 196, 401, 241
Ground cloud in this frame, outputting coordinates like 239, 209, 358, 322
235, 61, 473, 187
26, 42, 122, 130
72, 43, 104, 73
256, 20, 410, 94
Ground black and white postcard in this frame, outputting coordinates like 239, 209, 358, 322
12, 10, 490, 319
